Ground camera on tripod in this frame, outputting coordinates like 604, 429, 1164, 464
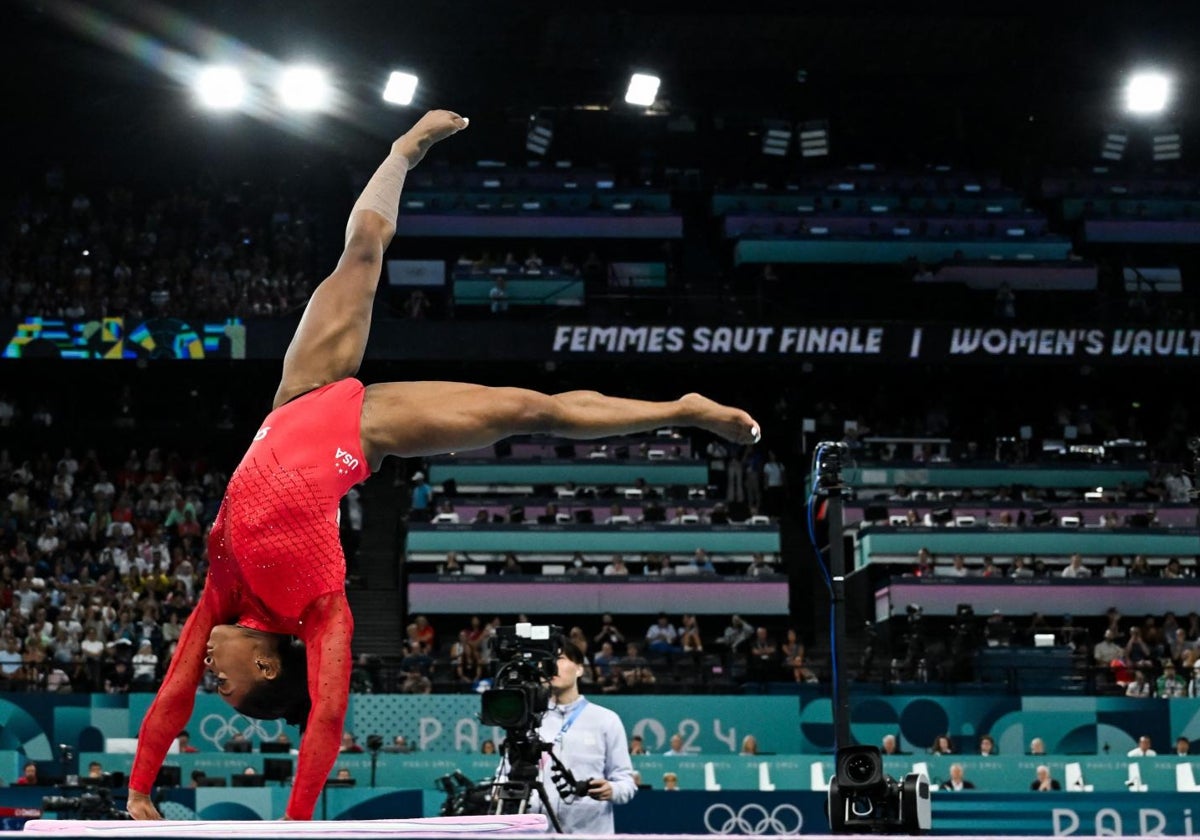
827, 746, 930, 834
42, 786, 129, 821
479, 623, 561, 730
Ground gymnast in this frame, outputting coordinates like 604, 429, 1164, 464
126, 110, 760, 820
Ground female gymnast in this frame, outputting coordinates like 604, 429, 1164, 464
126, 110, 760, 820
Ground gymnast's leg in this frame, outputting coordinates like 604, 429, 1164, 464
272, 110, 469, 409
359, 382, 760, 467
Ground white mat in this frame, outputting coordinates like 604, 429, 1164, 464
21, 815, 547, 837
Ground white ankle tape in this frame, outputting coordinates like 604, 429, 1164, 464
350, 151, 409, 231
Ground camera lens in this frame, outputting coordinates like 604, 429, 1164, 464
846, 754, 876, 784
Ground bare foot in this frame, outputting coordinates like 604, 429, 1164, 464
393, 110, 469, 168
680, 393, 761, 444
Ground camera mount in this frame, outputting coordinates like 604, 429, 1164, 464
475, 623, 589, 833
811, 443, 931, 834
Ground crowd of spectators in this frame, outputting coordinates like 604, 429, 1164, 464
360, 611, 817, 696
0, 444, 221, 693
0, 164, 328, 321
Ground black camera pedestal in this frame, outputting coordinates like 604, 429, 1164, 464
813, 443, 931, 834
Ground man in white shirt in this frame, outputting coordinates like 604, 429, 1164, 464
939, 763, 975, 791
662, 734, 686, 756
1127, 735, 1157, 757
1060, 554, 1090, 578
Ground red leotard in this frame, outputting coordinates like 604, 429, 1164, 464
130, 378, 371, 819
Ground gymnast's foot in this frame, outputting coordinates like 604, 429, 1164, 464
393, 110, 469, 169
680, 393, 761, 445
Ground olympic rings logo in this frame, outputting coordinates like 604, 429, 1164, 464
703, 803, 804, 835
199, 713, 284, 748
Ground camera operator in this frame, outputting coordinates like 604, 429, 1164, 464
503, 639, 636, 833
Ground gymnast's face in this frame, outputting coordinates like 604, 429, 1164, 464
206, 625, 279, 707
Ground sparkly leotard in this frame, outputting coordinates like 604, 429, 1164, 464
130, 378, 371, 819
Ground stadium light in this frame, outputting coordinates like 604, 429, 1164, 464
383, 71, 419, 106
278, 65, 330, 111
1124, 71, 1171, 116
799, 119, 830, 158
526, 118, 554, 156
762, 119, 792, 157
194, 66, 246, 110
625, 73, 660, 107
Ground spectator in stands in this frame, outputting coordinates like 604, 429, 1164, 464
716, 616, 753, 660
1031, 766, 1060, 791
1126, 670, 1152, 698
680, 615, 703, 654
1175, 737, 1192, 756
1163, 558, 1189, 579
762, 452, 786, 516
944, 555, 970, 577
645, 614, 681, 656
131, 640, 158, 690
688, 549, 716, 575
340, 732, 364, 754
1130, 556, 1153, 577
705, 439, 729, 498
740, 735, 759, 755
593, 642, 617, 687
441, 553, 463, 575
1128, 736, 1156, 757
662, 772, 679, 791
403, 289, 430, 319
930, 735, 955, 755
1029, 738, 1046, 756
409, 472, 432, 522
15, 762, 37, 785
978, 735, 996, 756
663, 734, 686, 756
176, 732, 198, 753
489, 277, 509, 314
940, 764, 975, 791
603, 555, 629, 576
643, 554, 672, 576
594, 615, 625, 649
618, 643, 655, 690
781, 629, 816, 683
629, 735, 647, 755
1010, 556, 1034, 578
1125, 627, 1154, 669
881, 735, 899, 755
1093, 630, 1123, 669
747, 626, 778, 684
746, 553, 773, 577
1157, 662, 1187, 697
1061, 553, 1090, 578
481, 740, 496, 755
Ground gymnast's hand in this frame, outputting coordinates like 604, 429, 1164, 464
126, 790, 163, 820
393, 110, 469, 169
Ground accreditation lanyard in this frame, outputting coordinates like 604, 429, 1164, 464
554, 698, 589, 746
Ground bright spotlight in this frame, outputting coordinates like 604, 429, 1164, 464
383, 71, 419, 106
1124, 72, 1171, 115
195, 66, 246, 110
625, 73, 660, 107
279, 65, 330, 111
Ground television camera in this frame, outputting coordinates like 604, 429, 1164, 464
42, 786, 129, 821
476, 623, 591, 832
827, 746, 930, 834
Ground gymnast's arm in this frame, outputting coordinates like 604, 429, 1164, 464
286, 591, 354, 820
127, 585, 222, 819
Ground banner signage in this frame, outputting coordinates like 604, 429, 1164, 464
7, 318, 1200, 363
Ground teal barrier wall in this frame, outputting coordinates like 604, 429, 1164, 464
453, 278, 585, 307
406, 524, 780, 553
6, 693, 1198, 759
428, 460, 707, 485
858, 527, 1198, 564
735, 239, 1070, 265
843, 464, 1150, 489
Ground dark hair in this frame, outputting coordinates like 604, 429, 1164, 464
233, 635, 310, 728
558, 637, 586, 667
